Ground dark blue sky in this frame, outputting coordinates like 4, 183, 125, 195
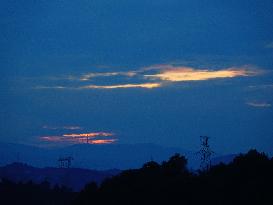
1, 0, 273, 154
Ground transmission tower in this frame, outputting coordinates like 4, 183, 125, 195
58, 156, 74, 168
198, 136, 214, 171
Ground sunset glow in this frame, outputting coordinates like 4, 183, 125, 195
33, 65, 260, 91
63, 132, 113, 137
81, 83, 161, 89
40, 132, 116, 145
2, 0, 273, 185
145, 67, 257, 82
88, 139, 117, 144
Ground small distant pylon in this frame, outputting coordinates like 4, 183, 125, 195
198, 136, 214, 171
58, 156, 74, 168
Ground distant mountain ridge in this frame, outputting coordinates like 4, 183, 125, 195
0, 142, 237, 170
0, 162, 120, 191
0, 142, 241, 191
0, 142, 192, 169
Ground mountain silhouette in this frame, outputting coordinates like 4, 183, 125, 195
0, 142, 236, 170
0, 162, 120, 191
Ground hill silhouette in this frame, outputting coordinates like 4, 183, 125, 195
73, 149, 273, 205
0, 142, 236, 169
0, 162, 120, 191
0, 149, 272, 205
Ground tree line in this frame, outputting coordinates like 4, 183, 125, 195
73, 149, 273, 205
0, 149, 272, 205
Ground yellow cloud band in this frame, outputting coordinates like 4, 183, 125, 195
81, 83, 161, 89
145, 67, 257, 82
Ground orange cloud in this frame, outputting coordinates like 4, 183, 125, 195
34, 64, 261, 91
81, 83, 161, 89
40, 132, 116, 145
88, 139, 117, 144
35, 83, 161, 90
63, 132, 113, 137
145, 66, 258, 82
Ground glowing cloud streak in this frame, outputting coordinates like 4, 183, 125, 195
34, 83, 161, 90
33, 64, 260, 91
63, 132, 113, 137
88, 139, 117, 144
80, 71, 137, 81
34, 86, 67, 89
145, 66, 257, 82
40, 132, 116, 144
81, 83, 161, 89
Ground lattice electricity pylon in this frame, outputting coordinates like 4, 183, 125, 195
198, 136, 214, 171
58, 156, 74, 168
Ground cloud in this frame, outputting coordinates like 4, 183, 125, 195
246, 102, 271, 108
40, 136, 117, 144
34, 83, 161, 90
40, 136, 65, 142
265, 42, 273, 48
81, 83, 161, 89
34, 86, 67, 90
40, 132, 116, 145
247, 84, 273, 90
43, 125, 83, 130
33, 64, 261, 91
80, 71, 137, 81
62, 132, 113, 137
144, 65, 259, 82
88, 139, 117, 144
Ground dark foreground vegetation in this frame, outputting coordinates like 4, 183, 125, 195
1, 149, 273, 205
0, 179, 75, 205
74, 149, 273, 205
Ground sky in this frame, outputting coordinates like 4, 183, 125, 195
1, 0, 273, 154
